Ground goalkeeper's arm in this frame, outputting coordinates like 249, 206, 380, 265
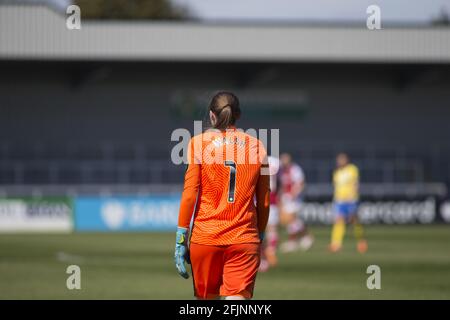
174, 160, 200, 279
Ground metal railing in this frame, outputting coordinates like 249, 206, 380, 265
0, 141, 448, 185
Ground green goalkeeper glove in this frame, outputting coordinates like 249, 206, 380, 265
174, 227, 190, 279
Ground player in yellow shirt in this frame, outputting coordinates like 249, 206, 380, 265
329, 153, 368, 253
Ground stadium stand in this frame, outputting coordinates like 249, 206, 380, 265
1, 5, 449, 198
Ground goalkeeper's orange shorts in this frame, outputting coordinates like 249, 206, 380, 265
189, 242, 261, 299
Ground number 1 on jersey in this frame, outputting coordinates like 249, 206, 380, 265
224, 161, 236, 203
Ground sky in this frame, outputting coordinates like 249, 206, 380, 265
0, 0, 71, 11
172, 0, 450, 24
2, 0, 449, 24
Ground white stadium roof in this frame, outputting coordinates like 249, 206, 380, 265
1, 5, 450, 63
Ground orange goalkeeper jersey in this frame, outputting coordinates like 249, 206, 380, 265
178, 127, 270, 246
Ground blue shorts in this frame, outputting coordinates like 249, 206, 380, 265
334, 202, 358, 218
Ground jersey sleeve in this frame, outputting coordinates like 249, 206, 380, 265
351, 165, 359, 184
177, 138, 201, 229
293, 165, 305, 183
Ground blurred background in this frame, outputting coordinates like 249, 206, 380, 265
0, 0, 449, 299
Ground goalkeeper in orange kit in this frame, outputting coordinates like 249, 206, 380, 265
174, 92, 270, 300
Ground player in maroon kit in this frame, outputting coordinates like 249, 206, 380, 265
259, 153, 314, 272
278, 153, 314, 253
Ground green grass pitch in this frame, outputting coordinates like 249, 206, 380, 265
0, 225, 449, 299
